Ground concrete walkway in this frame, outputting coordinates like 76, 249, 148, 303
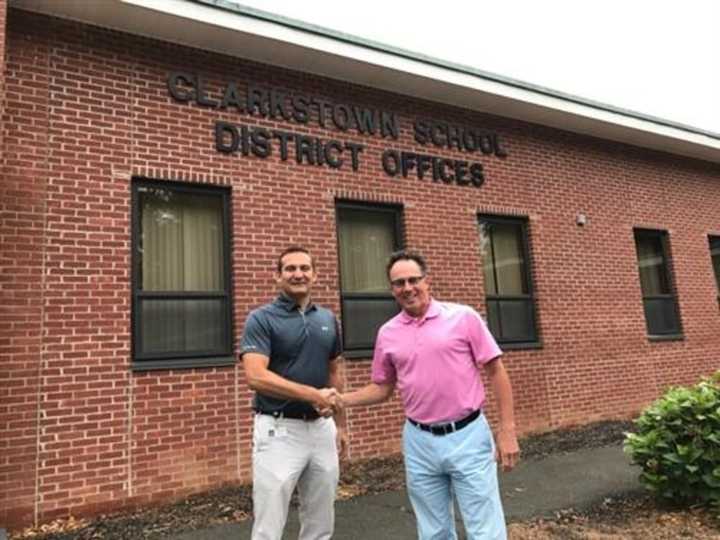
173, 444, 640, 539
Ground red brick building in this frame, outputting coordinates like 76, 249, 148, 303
2, 0, 720, 530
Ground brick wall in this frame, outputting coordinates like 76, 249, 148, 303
1, 5, 46, 529
1, 9, 719, 529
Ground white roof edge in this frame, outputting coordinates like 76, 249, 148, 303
10, 0, 720, 164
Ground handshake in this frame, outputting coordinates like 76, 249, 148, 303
313, 387, 345, 417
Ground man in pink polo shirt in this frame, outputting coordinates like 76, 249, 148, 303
341, 249, 519, 540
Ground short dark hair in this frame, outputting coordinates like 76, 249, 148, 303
386, 249, 428, 279
277, 245, 314, 272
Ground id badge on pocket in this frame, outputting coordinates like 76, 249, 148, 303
268, 426, 288, 438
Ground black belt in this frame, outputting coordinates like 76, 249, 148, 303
408, 409, 481, 436
256, 409, 319, 421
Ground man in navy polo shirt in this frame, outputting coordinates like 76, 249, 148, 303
242, 245, 346, 540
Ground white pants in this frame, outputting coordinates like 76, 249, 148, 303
251, 414, 339, 540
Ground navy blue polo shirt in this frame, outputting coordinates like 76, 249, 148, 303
240, 294, 342, 417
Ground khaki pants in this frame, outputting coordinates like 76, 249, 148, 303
251, 414, 339, 540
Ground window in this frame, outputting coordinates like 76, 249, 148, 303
633, 229, 681, 337
336, 202, 402, 353
132, 180, 233, 369
709, 236, 720, 304
478, 216, 538, 345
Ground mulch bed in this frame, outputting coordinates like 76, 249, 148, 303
508, 493, 720, 539
9, 420, 719, 539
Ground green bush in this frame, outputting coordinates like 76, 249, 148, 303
624, 371, 720, 507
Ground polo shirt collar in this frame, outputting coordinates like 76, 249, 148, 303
274, 293, 316, 313
398, 298, 440, 324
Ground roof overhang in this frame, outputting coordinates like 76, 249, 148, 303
11, 0, 720, 165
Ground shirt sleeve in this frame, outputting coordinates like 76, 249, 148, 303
465, 308, 502, 366
240, 309, 272, 357
371, 327, 397, 385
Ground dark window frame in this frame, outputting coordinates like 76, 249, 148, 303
335, 201, 403, 358
633, 228, 683, 340
708, 235, 720, 309
131, 179, 234, 371
478, 214, 540, 348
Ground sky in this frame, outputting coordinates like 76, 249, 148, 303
234, 0, 720, 135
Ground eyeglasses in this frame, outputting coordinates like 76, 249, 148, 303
390, 275, 425, 288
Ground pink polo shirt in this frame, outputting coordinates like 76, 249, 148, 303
371, 299, 502, 424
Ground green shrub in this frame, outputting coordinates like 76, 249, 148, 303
624, 371, 720, 507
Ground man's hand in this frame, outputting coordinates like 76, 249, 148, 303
331, 392, 344, 412
314, 387, 339, 417
495, 426, 520, 472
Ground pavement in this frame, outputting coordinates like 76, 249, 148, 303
173, 444, 641, 539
